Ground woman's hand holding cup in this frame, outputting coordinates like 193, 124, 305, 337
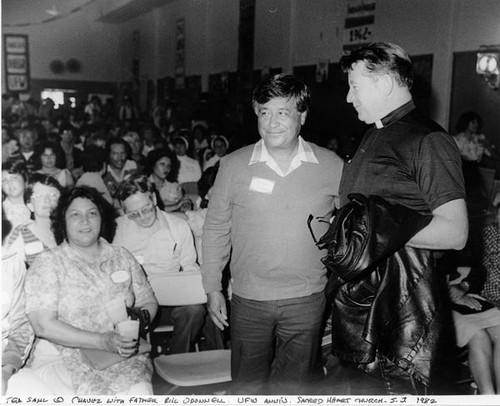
116, 319, 140, 357
100, 326, 139, 358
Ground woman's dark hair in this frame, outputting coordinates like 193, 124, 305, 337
2, 159, 29, 183
58, 123, 76, 137
81, 145, 107, 173
145, 148, 179, 182
33, 141, 66, 170
114, 173, 156, 203
192, 124, 208, 141
252, 74, 311, 113
51, 185, 117, 245
456, 111, 483, 134
340, 42, 413, 89
24, 172, 64, 204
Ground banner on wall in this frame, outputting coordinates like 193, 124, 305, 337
343, 0, 376, 52
175, 18, 186, 89
3, 34, 30, 92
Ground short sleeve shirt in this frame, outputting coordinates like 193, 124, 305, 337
339, 102, 465, 214
24, 239, 155, 394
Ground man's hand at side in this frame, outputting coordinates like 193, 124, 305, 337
207, 291, 229, 330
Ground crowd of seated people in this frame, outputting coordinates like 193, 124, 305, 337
3, 93, 500, 396
2, 92, 234, 216
1, 94, 231, 395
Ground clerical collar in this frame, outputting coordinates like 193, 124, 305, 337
374, 100, 415, 129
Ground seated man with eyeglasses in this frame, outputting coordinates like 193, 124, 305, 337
113, 174, 224, 354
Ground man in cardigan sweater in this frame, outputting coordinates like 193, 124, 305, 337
201, 74, 344, 393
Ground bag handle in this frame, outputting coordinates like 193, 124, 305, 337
307, 214, 333, 246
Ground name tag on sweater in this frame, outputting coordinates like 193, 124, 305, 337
111, 271, 130, 284
249, 177, 275, 194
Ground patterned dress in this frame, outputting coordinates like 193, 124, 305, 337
481, 224, 500, 307
24, 239, 156, 395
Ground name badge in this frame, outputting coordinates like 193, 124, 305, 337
249, 177, 275, 194
111, 271, 130, 284
25, 241, 44, 256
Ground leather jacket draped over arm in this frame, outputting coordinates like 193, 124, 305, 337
316, 194, 443, 386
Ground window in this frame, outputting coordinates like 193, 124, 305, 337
40, 89, 77, 109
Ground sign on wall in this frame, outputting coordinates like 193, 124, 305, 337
3, 34, 30, 92
343, 0, 376, 51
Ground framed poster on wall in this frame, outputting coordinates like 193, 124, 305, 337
343, 0, 376, 52
3, 34, 30, 92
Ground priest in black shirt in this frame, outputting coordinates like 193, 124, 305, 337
335, 42, 468, 394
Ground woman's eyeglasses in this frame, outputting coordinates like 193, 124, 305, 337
31, 192, 60, 202
126, 202, 155, 220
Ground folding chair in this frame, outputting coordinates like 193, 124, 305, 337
148, 272, 231, 387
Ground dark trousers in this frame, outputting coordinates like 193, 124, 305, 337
159, 304, 224, 354
230, 291, 325, 394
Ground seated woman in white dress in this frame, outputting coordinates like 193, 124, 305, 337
8, 186, 158, 395
173, 135, 202, 185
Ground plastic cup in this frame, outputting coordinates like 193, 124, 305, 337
105, 298, 128, 325
117, 319, 140, 340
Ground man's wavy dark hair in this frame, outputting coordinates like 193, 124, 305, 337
340, 42, 413, 89
51, 185, 117, 245
252, 73, 311, 113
